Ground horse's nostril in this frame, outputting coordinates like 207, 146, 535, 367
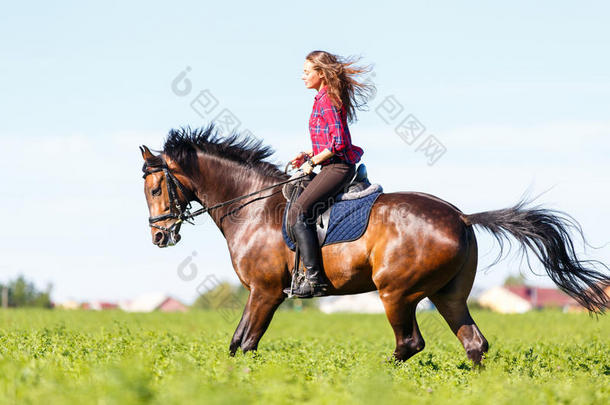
154, 231, 164, 244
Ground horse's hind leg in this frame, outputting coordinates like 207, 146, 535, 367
431, 297, 488, 364
379, 291, 424, 362
429, 230, 488, 364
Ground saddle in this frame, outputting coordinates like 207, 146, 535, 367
282, 164, 382, 246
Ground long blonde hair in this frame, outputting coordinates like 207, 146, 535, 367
306, 50, 375, 123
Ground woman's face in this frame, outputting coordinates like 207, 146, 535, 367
302, 60, 324, 90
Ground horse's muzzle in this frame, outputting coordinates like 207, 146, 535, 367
152, 228, 181, 248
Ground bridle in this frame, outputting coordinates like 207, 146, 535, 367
142, 162, 199, 234
142, 160, 308, 242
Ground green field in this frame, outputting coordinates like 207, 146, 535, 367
0, 309, 608, 404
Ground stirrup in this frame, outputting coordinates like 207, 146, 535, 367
285, 277, 328, 299
283, 267, 307, 298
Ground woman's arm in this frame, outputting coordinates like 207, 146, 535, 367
300, 148, 334, 174
290, 149, 315, 168
310, 148, 334, 165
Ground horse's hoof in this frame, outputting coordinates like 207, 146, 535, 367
384, 355, 402, 365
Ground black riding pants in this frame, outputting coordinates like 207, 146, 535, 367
287, 161, 356, 226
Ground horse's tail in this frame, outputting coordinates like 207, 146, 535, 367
463, 199, 609, 313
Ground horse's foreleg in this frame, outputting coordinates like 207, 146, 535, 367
229, 309, 249, 356
230, 288, 284, 355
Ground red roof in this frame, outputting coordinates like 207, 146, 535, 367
158, 297, 188, 312
82, 301, 119, 310
505, 286, 579, 308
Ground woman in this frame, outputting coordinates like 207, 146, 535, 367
286, 50, 375, 298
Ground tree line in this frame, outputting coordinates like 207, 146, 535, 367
192, 281, 319, 311
0, 275, 52, 308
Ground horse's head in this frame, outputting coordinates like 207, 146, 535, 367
140, 145, 195, 248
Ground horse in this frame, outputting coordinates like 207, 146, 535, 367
139, 125, 609, 364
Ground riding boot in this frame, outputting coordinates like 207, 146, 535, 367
286, 213, 329, 298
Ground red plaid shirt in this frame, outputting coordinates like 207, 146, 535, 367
309, 86, 364, 165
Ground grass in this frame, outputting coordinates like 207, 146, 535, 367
0, 309, 608, 404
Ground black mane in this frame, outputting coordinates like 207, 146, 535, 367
162, 124, 287, 179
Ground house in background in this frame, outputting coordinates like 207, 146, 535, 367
56, 300, 81, 310
82, 301, 118, 311
478, 286, 532, 313
119, 293, 188, 313
505, 285, 579, 310
478, 285, 581, 313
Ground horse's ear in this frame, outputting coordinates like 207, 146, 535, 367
140, 145, 155, 160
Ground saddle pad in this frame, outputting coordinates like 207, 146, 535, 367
282, 191, 382, 250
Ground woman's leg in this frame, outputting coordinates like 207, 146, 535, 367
285, 162, 355, 298
287, 162, 356, 226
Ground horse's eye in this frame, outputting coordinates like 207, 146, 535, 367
151, 187, 162, 197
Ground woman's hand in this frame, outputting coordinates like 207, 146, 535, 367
290, 151, 308, 169
301, 161, 314, 175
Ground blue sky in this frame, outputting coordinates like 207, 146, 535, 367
1, 1, 609, 303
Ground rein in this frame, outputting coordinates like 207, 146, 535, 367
143, 162, 307, 233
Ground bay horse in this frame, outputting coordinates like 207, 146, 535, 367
140, 125, 609, 364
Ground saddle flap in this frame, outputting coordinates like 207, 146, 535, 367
282, 172, 311, 200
